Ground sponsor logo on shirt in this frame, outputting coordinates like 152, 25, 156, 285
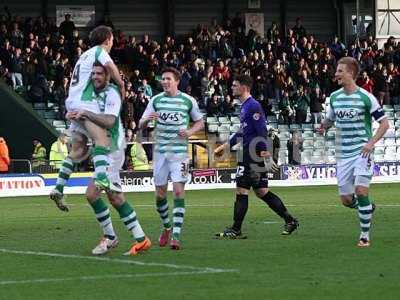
336, 109, 356, 119
159, 112, 181, 122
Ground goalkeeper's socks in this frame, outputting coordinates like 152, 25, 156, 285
357, 195, 373, 240
172, 198, 185, 240
116, 201, 145, 243
55, 157, 74, 193
92, 146, 110, 181
261, 191, 294, 223
90, 198, 116, 238
232, 194, 248, 232
156, 198, 171, 229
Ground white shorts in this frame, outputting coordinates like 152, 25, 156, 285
108, 149, 125, 185
66, 97, 100, 114
337, 154, 374, 195
68, 120, 90, 138
153, 153, 190, 186
92, 149, 125, 185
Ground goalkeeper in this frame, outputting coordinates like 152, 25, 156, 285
214, 74, 299, 238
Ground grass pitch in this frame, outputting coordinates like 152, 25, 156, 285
0, 184, 399, 300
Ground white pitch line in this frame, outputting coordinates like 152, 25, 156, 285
29, 203, 400, 208
0, 270, 225, 286
0, 248, 237, 273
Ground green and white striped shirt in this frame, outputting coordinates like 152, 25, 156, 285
327, 87, 386, 160
94, 84, 124, 152
141, 91, 202, 155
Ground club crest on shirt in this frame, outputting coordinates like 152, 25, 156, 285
253, 112, 261, 120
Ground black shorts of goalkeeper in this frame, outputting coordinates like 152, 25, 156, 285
235, 160, 269, 190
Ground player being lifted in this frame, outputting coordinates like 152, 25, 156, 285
70, 63, 150, 255
318, 57, 389, 247
214, 74, 298, 238
139, 67, 204, 250
50, 25, 125, 210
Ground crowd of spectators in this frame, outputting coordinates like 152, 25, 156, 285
1, 10, 400, 130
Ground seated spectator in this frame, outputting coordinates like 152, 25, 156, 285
49, 132, 68, 170
293, 85, 310, 124
279, 90, 294, 124
207, 94, 222, 116
53, 77, 69, 119
356, 71, 374, 93
28, 74, 50, 104
178, 65, 190, 91
0, 136, 10, 173
138, 79, 153, 99
267, 21, 280, 43
221, 95, 235, 116
213, 60, 230, 81
10, 22, 24, 49
0, 59, 10, 84
330, 36, 345, 59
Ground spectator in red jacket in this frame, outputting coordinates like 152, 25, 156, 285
213, 60, 230, 81
357, 71, 374, 93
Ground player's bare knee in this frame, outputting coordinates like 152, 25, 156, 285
173, 190, 185, 199
174, 188, 185, 199
355, 186, 368, 197
170, 182, 184, 198
155, 186, 167, 200
86, 188, 97, 204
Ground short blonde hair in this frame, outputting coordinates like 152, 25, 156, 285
337, 57, 360, 79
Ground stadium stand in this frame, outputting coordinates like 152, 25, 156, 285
1, 10, 400, 169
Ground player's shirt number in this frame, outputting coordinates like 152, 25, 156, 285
71, 64, 80, 86
236, 165, 245, 177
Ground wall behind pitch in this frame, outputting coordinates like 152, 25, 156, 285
227, 0, 281, 35
286, 0, 337, 41
108, 0, 163, 39
174, 0, 224, 36
46, 0, 105, 24
174, 0, 281, 38
1, 0, 41, 18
